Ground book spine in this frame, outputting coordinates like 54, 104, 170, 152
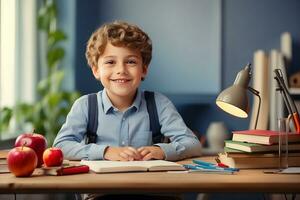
249, 50, 269, 130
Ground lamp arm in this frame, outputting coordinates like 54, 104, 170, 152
248, 87, 261, 129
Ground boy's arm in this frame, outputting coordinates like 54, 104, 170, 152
153, 93, 202, 161
53, 96, 107, 160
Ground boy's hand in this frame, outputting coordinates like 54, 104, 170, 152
137, 146, 165, 161
104, 146, 142, 161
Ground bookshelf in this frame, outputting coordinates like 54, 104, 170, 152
251, 32, 300, 130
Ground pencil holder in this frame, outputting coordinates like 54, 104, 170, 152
277, 117, 290, 169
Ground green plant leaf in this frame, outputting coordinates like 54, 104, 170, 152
48, 30, 67, 47
37, 6, 50, 31
0, 107, 13, 132
47, 47, 65, 68
37, 77, 50, 96
61, 91, 80, 102
47, 93, 63, 108
37, 1, 57, 32
69, 92, 81, 102
15, 103, 34, 122
50, 70, 65, 92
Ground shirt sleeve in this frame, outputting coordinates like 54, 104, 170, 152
153, 93, 202, 161
53, 95, 108, 160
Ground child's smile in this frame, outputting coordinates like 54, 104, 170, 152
111, 78, 131, 83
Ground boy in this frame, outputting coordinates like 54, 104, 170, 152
53, 21, 202, 162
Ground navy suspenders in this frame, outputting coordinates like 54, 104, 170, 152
85, 91, 163, 144
144, 91, 163, 144
85, 93, 98, 144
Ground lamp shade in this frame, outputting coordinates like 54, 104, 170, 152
216, 64, 251, 118
216, 85, 249, 118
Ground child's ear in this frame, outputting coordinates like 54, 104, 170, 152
142, 65, 148, 80
91, 66, 100, 80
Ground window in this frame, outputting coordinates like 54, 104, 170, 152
0, 0, 37, 138
0, 0, 17, 108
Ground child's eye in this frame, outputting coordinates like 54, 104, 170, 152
104, 60, 115, 65
126, 60, 137, 65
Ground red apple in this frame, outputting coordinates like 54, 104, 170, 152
43, 147, 64, 167
15, 132, 48, 167
7, 146, 38, 177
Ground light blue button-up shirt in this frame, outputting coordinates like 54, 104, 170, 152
53, 89, 202, 161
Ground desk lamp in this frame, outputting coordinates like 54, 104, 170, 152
216, 63, 261, 129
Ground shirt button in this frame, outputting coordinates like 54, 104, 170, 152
122, 141, 125, 145
122, 118, 125, 121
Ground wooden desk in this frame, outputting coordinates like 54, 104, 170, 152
1, 152, 300, 194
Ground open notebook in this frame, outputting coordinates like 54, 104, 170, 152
80, 160, 185, 173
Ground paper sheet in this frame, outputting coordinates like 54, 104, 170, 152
280, 167, 300, 174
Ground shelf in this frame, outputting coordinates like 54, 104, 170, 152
165, 94, 216, 105
289, 88, 300, 95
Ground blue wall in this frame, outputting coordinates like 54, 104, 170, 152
73, 0, 300, 138
97, 0, 221, 94
75, 0, 221, 95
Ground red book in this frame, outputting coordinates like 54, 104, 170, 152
232, 129, 300, 145
41, 165, 89, 176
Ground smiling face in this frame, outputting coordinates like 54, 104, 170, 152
92, 42, 148, 104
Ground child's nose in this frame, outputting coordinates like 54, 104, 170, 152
116, 63, 127, 74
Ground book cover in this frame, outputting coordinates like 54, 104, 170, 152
225, 140, 300, 153
224, 147, 246, 153
80, 160, 185, 173
40, 165, 89, 176
218, 152, 300, 169
232, 130, 300, 145
224, 151, 300, 158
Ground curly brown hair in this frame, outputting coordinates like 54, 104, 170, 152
85, 21, 152, 69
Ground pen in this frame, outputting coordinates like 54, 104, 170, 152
192, 160, 239, 172
192, 159, 215, 167
183, 164, 220, 170
196, 164, 239, 172
183, 164, 202, 170
184, 164, 239, 172
189, 169, 234, 174
182, 164, 235, 174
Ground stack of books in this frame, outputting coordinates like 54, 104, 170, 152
218, 130, 300, 169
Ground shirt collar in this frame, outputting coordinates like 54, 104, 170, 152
101, 88, 142, 114
102, 89, 114, 114
132, 89, 142, 112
